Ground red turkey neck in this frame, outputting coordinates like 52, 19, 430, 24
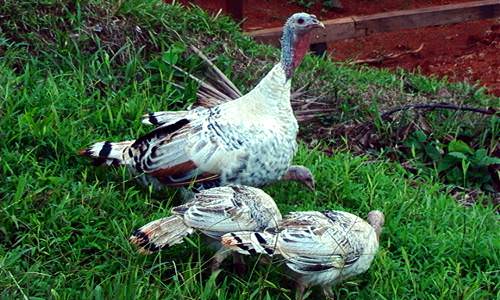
281, 29, 313, 80
292, 32, 312, 71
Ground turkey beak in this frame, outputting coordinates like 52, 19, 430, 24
306, 178, 316, 191
310, 16, 325, 29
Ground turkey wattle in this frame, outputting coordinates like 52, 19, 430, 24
80, 13, 324, 190
129, 185, 282, 271
222, 210, 385, 300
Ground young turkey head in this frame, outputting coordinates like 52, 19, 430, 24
281, 13, 325, 79
367, 210, 385, 239
282, 165, 316, 191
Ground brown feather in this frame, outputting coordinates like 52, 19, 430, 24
150, 160, 197, 177
150, 160, 220, 187
159, 173, 220, 187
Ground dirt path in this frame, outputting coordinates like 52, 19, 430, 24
330, 19, 500, 96
169, 1, 500, 97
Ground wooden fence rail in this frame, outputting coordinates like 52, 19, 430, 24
247, 0, 500, 46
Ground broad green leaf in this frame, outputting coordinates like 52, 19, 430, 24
479, 156, 500, 167
473, 148, 488, 160
437, 155, 458, 172
425, 143, 442, 162
162, 43, 185, 65
448, 152, 468, 160
448, 140, 473, 154
162, 51, 179, 65
445, 167, 463, 184
414, 130, 427, 143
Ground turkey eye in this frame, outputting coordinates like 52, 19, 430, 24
297, 18, 304, 24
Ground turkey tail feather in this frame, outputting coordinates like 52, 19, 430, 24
130, 216, 193, 254
141, 111, 189, 126
79, 140, 133, 166
221, 231, 277, 256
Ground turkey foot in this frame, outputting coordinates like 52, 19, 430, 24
322, 286, 335, 300
295, 281, 306, 300
210, 248, 231, 273
232, 253, 247, 276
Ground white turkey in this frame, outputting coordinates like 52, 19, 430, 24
79, 12, 323, 191
221, 210, 385, 299
129, 185, 282, 271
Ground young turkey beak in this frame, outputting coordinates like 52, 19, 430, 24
305, 178, 316, 191
315, 21, 325, 29
309, 16, 325, 29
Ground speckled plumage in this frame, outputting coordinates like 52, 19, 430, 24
80, 13, 324, 190
222, 210, 384, 299
130, 185, 282, 254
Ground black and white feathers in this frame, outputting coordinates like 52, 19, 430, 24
222, 210, 384, 299
80, 13, 324, 191
130, 185, 282, 254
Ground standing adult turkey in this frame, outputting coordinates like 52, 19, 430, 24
80, 13, 323, 191
222, 210, 385, 300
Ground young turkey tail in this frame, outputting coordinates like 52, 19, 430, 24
141, 111, 189, 126
129, 216, 194, 254
79, 140, 134, 166
221, 231, 278, 256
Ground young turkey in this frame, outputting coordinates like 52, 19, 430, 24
80, 13, 323, 191
129, 185, 282, 271
221, 210, 385, 300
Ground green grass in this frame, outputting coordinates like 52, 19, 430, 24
0, 0, 498, 299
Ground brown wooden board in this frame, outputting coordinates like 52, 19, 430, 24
313, 17, 364, 43
247, 0, 500, 45
354, 0, 500, 34
250, 17, 360, 46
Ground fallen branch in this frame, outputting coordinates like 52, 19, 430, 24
353, 43, 424, 64
380, 102, 498, 119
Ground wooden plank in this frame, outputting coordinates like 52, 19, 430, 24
248, 17, 359, 45
354, 0, 500, 35
246, 30, 280, 47
311, 17, 363, 43
246, 0, 500, 45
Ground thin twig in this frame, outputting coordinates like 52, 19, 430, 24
295, 108, 337, 114
380, 103, 498, 119
353, 43, 424, 64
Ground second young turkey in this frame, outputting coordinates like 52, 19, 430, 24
129, 185, 282, 271
80, 13, 324, 191
221, 210, 385, 300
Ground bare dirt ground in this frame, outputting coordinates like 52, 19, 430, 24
170, 0, 500, 96
331, 19, 500, 97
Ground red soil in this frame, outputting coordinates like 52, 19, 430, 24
331, 19, 500, 97
173, 0, 476, 30
169, 1, 500, 97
